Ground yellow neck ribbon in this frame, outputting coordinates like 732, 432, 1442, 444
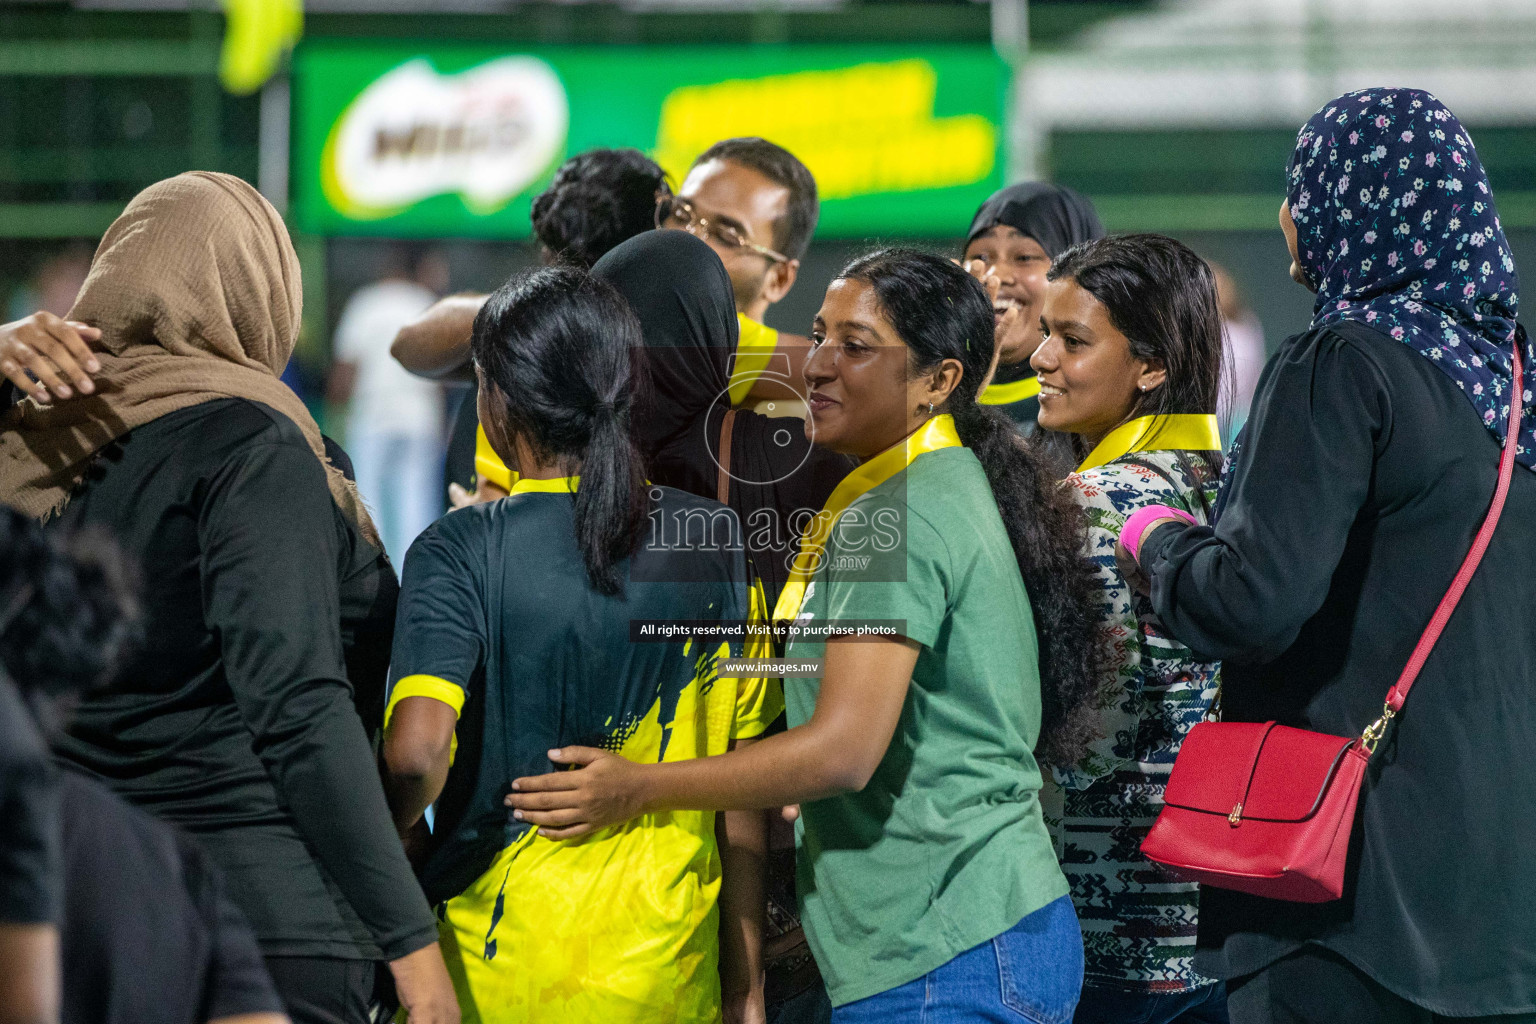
510, 475, 580, 495
1075, 414, 1222, 474
771, 414, 962, 623
978, 375, 1042, 406
474, 425, 517, 493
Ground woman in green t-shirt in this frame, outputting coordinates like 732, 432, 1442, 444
508, 249, 1103, 1021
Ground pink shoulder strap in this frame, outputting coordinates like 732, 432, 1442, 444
1386, 342, 1524, 713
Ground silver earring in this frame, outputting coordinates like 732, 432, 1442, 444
927, 402, 935, 415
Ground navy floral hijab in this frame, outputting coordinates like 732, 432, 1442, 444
1287, 88, 1534, 469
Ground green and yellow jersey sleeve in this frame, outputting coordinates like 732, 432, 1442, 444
383, 673, 465, 764
384, 674, 466, 726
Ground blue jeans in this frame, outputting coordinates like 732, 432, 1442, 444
348, 430, 443, 563
832, 895, 1084, 1024
1074, 981, 1230, 1024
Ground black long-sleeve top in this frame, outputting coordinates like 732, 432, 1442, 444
1139, 322, 1536, 1015
57, 764, 285, 1024
50, 398, 437, 961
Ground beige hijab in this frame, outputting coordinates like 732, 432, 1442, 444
0, 171, 380, 549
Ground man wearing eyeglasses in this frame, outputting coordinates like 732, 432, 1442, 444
392, 140, 819, 402
655, 137, 819, 408
390, 139, 821, 504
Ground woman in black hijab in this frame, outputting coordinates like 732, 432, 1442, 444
592, 230, 850, 1021
591, 230, 853, 608
962, 182, 1105, 432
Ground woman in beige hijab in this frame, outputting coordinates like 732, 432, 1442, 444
0, 173, 458, 1024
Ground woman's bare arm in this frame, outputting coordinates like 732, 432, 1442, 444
0, 923, 58, 1024
390, 295, 486, 382
716, 739, 767, 1024
382, 696, 458, 836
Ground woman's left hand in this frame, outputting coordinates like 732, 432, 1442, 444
504, 747, 646, 840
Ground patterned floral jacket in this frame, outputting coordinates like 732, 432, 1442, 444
1044, 450, 1221, 992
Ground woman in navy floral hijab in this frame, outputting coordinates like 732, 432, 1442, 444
1286, 87, 1535, 468
1119, 89, 1536, 1022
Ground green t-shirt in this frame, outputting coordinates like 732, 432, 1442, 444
783, 445, 1069, 1006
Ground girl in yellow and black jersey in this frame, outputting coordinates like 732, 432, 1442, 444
381, 266, 779, 1024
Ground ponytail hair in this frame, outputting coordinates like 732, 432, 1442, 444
471, 266, 650, 595
838, 248, 1105, 766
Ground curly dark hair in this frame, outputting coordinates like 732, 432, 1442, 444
530, 148, 671, 269
837, 248, 1107, 766
0, 505, 139, 699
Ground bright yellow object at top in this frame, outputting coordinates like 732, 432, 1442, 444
654, 60, 996, 202
219, 0, 303, 96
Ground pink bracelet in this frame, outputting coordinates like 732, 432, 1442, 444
1120, 505, 1197, 563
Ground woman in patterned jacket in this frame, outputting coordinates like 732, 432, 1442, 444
1029, 234, 1228, 1024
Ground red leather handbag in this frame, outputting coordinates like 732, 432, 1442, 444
1140, 344, 1524, 903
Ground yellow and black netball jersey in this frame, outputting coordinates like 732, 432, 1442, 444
386, 477, 780, 1023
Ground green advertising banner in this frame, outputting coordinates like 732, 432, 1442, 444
292, 42, 1006, 238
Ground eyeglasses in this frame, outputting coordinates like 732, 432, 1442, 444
654, 195, 790, 264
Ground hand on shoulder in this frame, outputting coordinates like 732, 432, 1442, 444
1, 312, 103, 403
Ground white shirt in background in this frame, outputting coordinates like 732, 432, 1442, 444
1220, 311, 1267, 443
334, 279, 443, 439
